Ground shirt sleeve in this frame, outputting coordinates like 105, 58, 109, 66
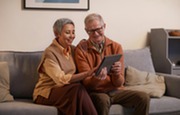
42, 58, 72, 85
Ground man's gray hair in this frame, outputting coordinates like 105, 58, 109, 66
53, 18, 74, 36
84, 13, 104, 27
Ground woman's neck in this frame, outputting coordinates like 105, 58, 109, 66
56, 38, 68, 49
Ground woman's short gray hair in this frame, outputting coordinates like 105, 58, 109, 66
53, 18, 74, 36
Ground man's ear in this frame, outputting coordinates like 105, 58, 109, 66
85, 28, 89, 34
104, 23, 106, 29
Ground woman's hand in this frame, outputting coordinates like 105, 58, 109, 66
85, 67, 97, 77
70, 67, 97, 83
94, 67, 107, 80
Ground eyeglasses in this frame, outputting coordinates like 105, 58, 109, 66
86, 26, 104, 34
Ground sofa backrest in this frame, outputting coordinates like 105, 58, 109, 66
0, 51, 43, 99
124, 47, 155, 73
0, 47, 155, 99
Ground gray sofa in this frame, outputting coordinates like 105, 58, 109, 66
0, 47, 180, 115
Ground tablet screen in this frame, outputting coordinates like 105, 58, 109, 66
95, 54, 122, 76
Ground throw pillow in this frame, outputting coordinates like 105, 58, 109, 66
124, 66, 165, 98
0, 61, 14, 102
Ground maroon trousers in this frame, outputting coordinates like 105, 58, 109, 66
35, 83, 97, 115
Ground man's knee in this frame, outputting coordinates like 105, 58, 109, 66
90, 93, 110, 115
136, 91, 150, 105
90, 93, 111, 107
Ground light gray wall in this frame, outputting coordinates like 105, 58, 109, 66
0, 0, 180, 51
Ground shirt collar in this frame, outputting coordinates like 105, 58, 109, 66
90, 39, 105, 53
53, 38, 71, 57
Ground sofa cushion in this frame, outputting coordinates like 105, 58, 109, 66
125, 66, 165, 97
0, 51, 42, 98
109, 104, 133, 115
0, 61, 14, 102
109, 96, 180, 115
149, 96, 180, 114
0, 99, 57, 115
124, 47, 155, 73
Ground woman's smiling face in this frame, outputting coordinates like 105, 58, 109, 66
58, 24, 75, 48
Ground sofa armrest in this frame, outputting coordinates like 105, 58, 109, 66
156, 72, 180, 98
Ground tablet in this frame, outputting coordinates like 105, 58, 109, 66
95, 54, 122, 76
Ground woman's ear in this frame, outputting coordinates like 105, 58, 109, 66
53, 29, 59, 37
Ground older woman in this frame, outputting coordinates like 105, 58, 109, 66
33, 18, 97, 115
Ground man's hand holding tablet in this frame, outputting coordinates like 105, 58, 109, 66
95, 54, 122, 77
